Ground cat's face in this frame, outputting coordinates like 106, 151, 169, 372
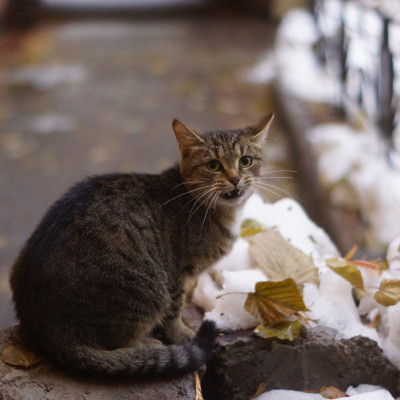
173, 114, 273, 208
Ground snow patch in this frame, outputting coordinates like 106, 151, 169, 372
2, 64, 88, 90
308, 123, 400, 244
255, 385, 395, 400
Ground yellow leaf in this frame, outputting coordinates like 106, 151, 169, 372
249, 383, 267, 399
374, 279, 400, 306
244, 279, 307, 326
254, 320, 303, 341
320, 385, 349, 398
326, 258, 364, 290
1, 341, 41, 368
240, 219, 266, 237
249, 229, 319, 286
345, 245, 358, 261
353, 259, 382, 274
378, 260, 390, 271
194, 373, 204, 400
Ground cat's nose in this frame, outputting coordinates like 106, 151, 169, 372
229, 176, 240, 186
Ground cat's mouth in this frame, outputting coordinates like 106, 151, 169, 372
222, 189, 243, 200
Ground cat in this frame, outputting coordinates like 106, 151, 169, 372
10, 113, 274, 379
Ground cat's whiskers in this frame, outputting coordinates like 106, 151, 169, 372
170, 180, 206, 192
160, 184, 212, 207
255, 176, 293, 180
251, 181, 298, 202
250, 186, 271, 204
186, 187, 216, 225
251, 183, 286, 200
262, 169, 296, 175
177, 183, 216, 213
205, 190, 223, 228
201, 191, 219, 229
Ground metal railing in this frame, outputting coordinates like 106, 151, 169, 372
310, 0, 399, 158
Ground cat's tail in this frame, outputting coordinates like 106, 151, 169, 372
49, 320, 217, 379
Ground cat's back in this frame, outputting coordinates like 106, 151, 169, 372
21, 172, 153, 252
10, 169, 180, 287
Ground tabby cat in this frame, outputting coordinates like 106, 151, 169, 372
10, 114, 274, 378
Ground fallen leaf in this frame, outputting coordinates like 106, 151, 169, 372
254, 320, 303, 341
345, 245, 358, 261
1, 341, 41, 368
249, 229, 319, 286
249, 382, 267, 399
374, 280, 400, 306
353, 260, 382, 274
378, 260, 390, 271
320, 385, 349, 398
240, 218, 266, 238
326, 258, 364, 290
194, 373, 204, 400
365, 312, 381, 329
244, 279, 307, 326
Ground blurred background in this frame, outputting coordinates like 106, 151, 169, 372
0, 0, 399, 329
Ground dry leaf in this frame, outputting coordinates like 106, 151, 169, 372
249, 229, 319, 286
244, 279, 307, 326
320, 385, 349, 398
240, 218, 266, 238
249, 382, 267, 399
342, 245, 387, 274
365, 312, 381, 328
1, 341, 41, 368
353, 260, 382, 274
194, 373, 204, 400
374, 279, 400, 306
377, 260, 390, 271
345, 245, 358, 261
326, 258, 364, 290
254, 320, 303, 341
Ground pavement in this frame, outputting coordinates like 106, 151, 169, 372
0, 7, 295, 328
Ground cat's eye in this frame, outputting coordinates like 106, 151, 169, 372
239, 156, 252, 168
206, 160, 222, 172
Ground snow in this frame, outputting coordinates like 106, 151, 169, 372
254, 387, 395, 400
242, 195, 339, 265
28, 115, 74, 135
243, 7, 400, 246
1, 64, 88, 90
303, 269, 380, 342
308, 123, 400, 244
255, 390, 325, 400
193, 195, 340, 331
242, 8, 340, 103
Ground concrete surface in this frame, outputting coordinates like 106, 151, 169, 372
0, 326, 197, 400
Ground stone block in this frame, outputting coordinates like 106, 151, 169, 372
202, 326, 400, 400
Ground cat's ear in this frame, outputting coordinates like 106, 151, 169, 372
172, 119, 204, 151
247, 113, 274, 141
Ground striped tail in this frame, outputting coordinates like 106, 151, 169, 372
49, 320, 217, 379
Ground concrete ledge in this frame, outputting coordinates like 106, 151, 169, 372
0, 326, 196, 400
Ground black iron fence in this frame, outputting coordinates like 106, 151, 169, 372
309, 0, 399, 158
